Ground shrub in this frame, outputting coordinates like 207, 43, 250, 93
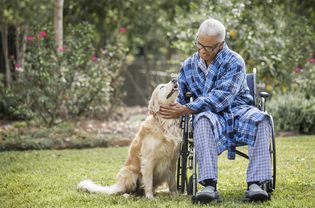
267, 93, 315, 134
7, 23, 127, 126
0, 74, 33, 120
293, 61, 315, 99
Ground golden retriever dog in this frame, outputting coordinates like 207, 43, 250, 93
78, 80, 181, 198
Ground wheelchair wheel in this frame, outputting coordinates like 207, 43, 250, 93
270, 117, 276, 192
187, 175, 197, 195
177, 154, 188, 193
177, 113, 191, 194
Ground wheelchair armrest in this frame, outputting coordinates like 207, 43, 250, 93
259, 92, 270, 98
185, 92, 193, 98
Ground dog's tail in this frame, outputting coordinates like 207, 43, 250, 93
77, 167, 140, 195
77, 179, 124, 194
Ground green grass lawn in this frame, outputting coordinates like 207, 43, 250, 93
0, 136, 314, 208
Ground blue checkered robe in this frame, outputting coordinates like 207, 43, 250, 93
176, 44, 269, 160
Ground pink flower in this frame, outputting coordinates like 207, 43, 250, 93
58, 47, 65, 52
39, 31, 47, 37
91, 54, 97, 62
307, 58, 315, 63
15, 64, 21, 70
119, 27, 126, 33
294, 66, 303, 74
27, 36, 34, 41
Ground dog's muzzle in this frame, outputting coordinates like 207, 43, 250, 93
166, 83, 178, 99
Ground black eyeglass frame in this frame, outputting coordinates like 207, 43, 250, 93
194, 40, 223, 53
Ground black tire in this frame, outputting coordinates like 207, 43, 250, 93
180, 154, 188, 193
177, 114, 190, 193
177, 154, 188, 193
177, 157, 181, 191
270, 117, 276, 192
187, 175, 197, 195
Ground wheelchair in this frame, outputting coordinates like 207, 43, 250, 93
176, 68, 276, 201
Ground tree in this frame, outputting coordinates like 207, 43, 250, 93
54, 0, 64, 50
63, 0, 196, 95
0, 21, 12, 88
0, 0, 53, 89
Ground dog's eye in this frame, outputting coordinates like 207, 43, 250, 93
160, 86, 165, 89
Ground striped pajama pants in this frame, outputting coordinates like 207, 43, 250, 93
194, 116, 272, 184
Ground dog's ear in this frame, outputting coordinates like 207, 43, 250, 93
148, 88, 160, 115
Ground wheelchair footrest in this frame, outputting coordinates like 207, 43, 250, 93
259, 180, 273, 193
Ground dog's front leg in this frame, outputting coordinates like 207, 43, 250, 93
141, 163, 154, 198
169, 175, 177, 195
169, 164, 178, 195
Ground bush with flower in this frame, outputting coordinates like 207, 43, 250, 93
267, 56, 315, 134
7, 23, 127, 126
294, 57, 315, 99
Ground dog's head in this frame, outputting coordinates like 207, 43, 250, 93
148, 79, 179, 114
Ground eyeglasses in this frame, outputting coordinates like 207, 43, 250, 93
194, 41, 221, 53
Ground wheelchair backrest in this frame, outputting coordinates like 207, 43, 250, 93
246, 68, 257, 106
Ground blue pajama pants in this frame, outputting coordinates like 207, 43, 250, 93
194, 117, 272, 184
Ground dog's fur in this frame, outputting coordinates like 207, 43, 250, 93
77, 80, 181, 198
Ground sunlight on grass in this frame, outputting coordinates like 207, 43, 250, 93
0, 136, 315, 207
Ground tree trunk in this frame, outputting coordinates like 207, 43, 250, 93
54, 0, 64, 50
1, 23, 12, 88
16, 24, 28, 69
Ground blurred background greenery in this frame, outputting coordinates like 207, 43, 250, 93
0, 0, 314, 134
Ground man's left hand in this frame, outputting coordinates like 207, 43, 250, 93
159, 103, 194, 119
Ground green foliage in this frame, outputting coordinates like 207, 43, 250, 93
10, 23, 127, 126
64, 0, 196, 93
267, 92, 315, 134
0, 121, 112, 151
0, 0, 53, 25
1, 0, 315, 121
269, 62, 315, 134
293, 62, 315, 99
170, 0, 315, 92
0, 74, 33, 120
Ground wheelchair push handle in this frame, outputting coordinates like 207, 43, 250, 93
259, 92, 270, 98
185, 92, 194, 103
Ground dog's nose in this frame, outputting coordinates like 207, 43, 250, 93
171, 79, 177, 84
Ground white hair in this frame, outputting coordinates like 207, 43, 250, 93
197, 18, 226, 41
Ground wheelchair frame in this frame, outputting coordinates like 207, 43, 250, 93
176, 68, 276, 199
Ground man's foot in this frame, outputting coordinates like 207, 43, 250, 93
244, 184, 269, 202
193, 186, 221, 204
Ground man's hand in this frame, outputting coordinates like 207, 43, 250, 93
159, 103, 195, 119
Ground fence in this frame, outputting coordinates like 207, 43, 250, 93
122, 57, 180, 106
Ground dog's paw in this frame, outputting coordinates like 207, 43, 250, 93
123, 193, 131, 198
170, 190, 178, 196
145, 193, 154, 199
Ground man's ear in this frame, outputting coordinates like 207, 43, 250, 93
148, 89, 160, 115
220, 41, 225, 49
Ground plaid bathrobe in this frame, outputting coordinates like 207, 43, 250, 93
176, 44, 269, 160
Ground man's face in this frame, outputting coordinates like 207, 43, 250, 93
195, 34, 223, 63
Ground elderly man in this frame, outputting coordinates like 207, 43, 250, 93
159, 18, 272, 203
